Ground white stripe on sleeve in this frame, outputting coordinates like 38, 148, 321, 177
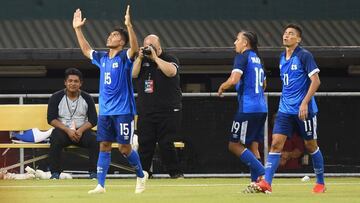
232, 69, 243, 74
126, 49, 131, 60
89, 50, 95, 60
308, 68, 320, 77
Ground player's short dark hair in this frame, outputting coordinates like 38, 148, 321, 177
113, 26, 129, 45
284, 23, 302, 37
65, 68, 83, 81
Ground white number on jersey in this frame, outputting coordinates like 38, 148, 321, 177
104, 72, 111, 85
231, 121, 240, 133
120, 123, 129, 136
283, 73, 289, 86
254, 67, 264, 94
304, 120, 312, 132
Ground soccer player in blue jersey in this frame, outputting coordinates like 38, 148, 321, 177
73, 6, 148, 194
218, 31, 267, 193
255, 24, 325, 194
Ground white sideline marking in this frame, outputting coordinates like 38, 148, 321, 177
1, 182, 360, 189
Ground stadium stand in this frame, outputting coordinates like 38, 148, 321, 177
1, 19, 360, 48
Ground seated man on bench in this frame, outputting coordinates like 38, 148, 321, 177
47, 68, 99, 179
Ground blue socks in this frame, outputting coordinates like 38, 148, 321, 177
97, 150, 144, 188
311, 147, 325, 184
127, 150, 144, 178
262, 147, 325, 185
250, 168, 258, 182
239, 149, 265, 182
97, 151, 111, 187
250, 159, 263, 182
264, 153, 281, 185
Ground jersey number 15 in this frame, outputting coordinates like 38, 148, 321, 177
104, 72, 111, 85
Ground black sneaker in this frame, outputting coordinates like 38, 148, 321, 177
50, 172, 60, 179
147, 171, 153, 179
170, 173, 184, 179
89, 172, 97, 180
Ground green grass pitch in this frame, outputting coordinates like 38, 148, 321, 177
1, 177, 359, 203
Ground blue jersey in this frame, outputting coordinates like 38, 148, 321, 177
233, 50, 267, 113
91, 49, 136, 116
278, 46, 320, 114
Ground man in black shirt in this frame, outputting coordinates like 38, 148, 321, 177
133, 34, 183, 178
47, 68, 99, 179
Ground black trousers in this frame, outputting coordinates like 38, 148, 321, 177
138, 110, 182, 175
49, 128, 99, 174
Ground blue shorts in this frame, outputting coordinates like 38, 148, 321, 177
273, 112, 318, 140
97, 114, 134, 144
229, 113, 267, 145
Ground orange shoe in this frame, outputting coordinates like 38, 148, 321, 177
257, 175, 264, 182
255, 179, 272, 194
312, 183, 326, 193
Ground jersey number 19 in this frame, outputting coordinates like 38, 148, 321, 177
254, 67, 264, 94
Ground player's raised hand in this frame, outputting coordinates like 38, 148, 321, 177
124, 5, 132, 27
73, 8, 86, 29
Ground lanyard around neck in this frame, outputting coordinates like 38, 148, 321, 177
65, 93, 79, 120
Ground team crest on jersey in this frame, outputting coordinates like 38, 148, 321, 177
112, 62, 119, 68
291, 64, 298, 70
